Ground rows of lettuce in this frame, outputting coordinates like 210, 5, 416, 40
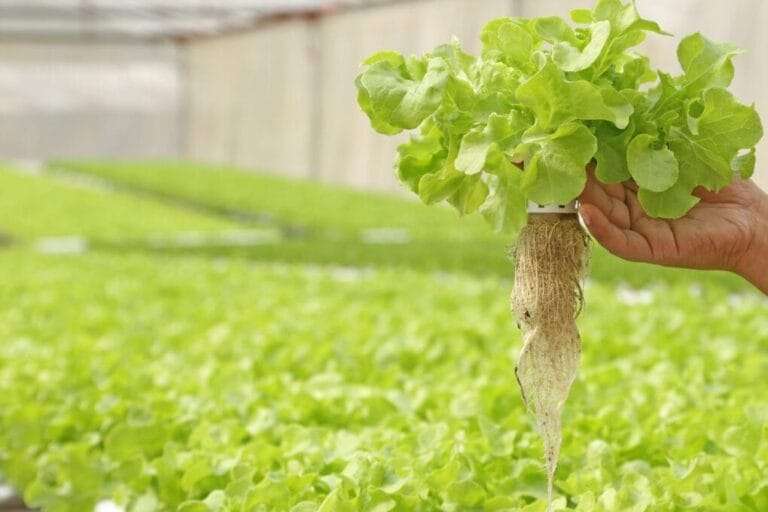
0, 250, 766, 511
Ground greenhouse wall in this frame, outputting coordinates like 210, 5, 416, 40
183, 0, 513, 192
0, 41, 181, 160
182, 0, 768, 192
184, 21, 316, 179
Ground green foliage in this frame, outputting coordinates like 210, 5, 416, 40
355, 0, 763, 230
0, 167, 234, 241
626, 134, 679, 192
0, 251, 766, 511
522, 123, 597, 205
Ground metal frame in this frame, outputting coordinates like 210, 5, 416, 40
0, 0, 336, 42
0, 0, 454, 42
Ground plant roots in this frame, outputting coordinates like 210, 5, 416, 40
512, 213, 590, 509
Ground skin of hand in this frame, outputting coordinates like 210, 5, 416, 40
578, 166, 768, 294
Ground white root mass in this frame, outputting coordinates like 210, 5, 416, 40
512, 214, 589, 509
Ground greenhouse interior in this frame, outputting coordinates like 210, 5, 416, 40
0, 0, 767, 511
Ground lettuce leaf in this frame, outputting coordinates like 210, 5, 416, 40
523, 123, 598, 205
627, 134, 679, 192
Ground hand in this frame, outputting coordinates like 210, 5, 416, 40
578, 167, 768, 294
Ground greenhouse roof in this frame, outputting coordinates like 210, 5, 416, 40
0, 0, 380, 42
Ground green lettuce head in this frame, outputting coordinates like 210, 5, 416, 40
355, 0, 763, 233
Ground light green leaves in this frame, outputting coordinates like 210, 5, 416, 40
356, 0, 763, 231
523, 123, 598, 205
637, 88, 761, 218
7, 247, 768, 511
417, 159, 465, 205
481, 18, 537, 72
592, 0, 669, 35
455, 113, 529, 175
586, 0, 670, 78
419, 111, 528, 221
456, 129, 499, 176
396, 122, 447, 193
356, 53, 450, 134
516, 60, 633, 131
677, 33, 742, 94
627, 134, 679, 192
396, 123, 473, 209
671, 88, 762, 190
448, 176, 489, 216
594, 122, 633, 183
481, 154, 527, 233
553, 21, 611, 72
733, 148, 756, 179
534, 16, 580, 45
611, 55, 657, 90
570, 9, 593, 24
638, 178, 699, 219
651, 33, 742, 117
695, 88, 763, 162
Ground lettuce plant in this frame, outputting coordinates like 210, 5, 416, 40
355, 0, 763, 231
355, 0, 763, 506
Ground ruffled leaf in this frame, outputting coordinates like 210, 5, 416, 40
356, 55, 450, 133
516, 60, 633, 131
523, 123, 598, 205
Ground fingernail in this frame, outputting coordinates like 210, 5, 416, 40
580, 210, 592, 226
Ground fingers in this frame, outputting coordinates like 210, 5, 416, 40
692, 186, 725, 203
580, 171, 632, 230
624, 187, 647, 225
580, 203, 653, 263
624, 180, 639, 192
579, 167, 660, 263
585, 166, 628, 200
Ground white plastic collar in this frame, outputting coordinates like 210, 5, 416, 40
527, 201, 578, 214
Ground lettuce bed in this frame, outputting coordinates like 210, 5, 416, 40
0, 250, 766, 511
0, 167, 234, 242
49, 161, 491, 242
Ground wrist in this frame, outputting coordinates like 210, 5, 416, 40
736, 188, 768, 294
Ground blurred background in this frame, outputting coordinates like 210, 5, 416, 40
0, 0, 766, 191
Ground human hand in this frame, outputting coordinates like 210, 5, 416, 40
578, 167, 768, 294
